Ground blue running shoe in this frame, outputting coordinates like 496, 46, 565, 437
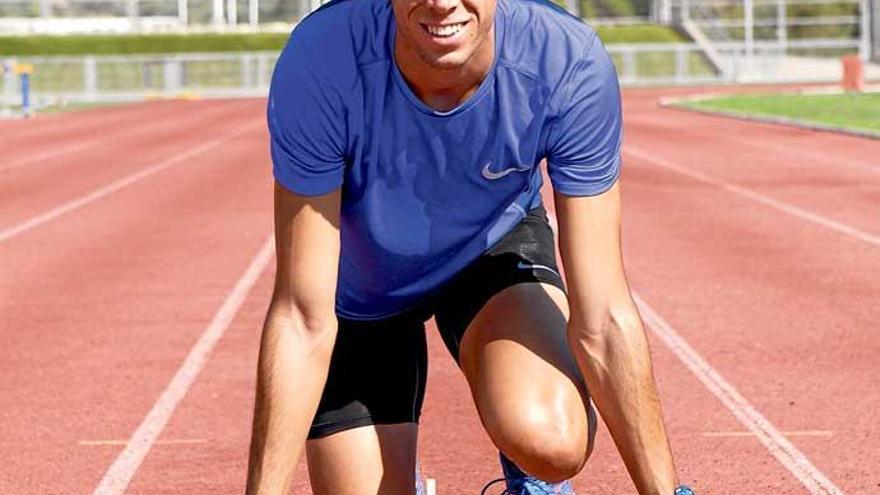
480, 453, 575, 495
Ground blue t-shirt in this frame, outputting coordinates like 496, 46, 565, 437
268, 0, 622, 319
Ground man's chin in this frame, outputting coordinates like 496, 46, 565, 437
418, 49, 472, 71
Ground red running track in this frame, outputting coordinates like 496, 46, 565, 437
1, 90, 877, 494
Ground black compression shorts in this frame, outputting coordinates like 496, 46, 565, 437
308, 204, 566, 439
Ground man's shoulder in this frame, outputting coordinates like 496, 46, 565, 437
498, 0, 600, 85
282, 0, 392, 75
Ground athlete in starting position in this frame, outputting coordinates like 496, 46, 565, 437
245, 0, 692, 493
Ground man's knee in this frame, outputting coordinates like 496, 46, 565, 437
487, 405, 595, 483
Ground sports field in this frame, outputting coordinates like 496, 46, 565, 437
683, 92, 880, 135
1, 86, 877, 494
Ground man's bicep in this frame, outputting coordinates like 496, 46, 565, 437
554, 183, 631, 330
271, 181, 341, 328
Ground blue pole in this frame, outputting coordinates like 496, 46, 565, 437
21, 71, 31, 118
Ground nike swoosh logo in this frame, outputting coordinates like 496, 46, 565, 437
481, 162, 531, 180
517, 261, 559, 276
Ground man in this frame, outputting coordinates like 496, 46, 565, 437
245, 0, 694, 493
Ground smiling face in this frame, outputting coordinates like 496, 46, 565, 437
392, 0, 497, 70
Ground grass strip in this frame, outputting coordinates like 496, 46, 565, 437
0, 24, 686, 56
0, 33, 290, 56
684, 92, 880, 135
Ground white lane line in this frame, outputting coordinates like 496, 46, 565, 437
0, 106, 236, 173
634, 293, 844, 495
702, 431, 833, 438
426, 478, 437, 495
548, 208, 842, 494
92, 235, 275, 495
0, 120, 261, 244
625, 146, 880, 248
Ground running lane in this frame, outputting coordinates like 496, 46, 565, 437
0, 99, 272, 494
1, 99, 259, 229
122, 96, 826, 493
0, 100, 234, 158
3, 90, 876, 495
618, 88, 880, 494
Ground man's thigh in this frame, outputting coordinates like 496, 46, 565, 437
433, 205, 596, 479
458, 283, 595, 479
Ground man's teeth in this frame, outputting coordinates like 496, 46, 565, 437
425, 22, 466, 37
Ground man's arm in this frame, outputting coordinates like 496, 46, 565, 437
554, 183, 678, 494
245, 182, 341, 495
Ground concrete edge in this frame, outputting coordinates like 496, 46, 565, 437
658, 89, 880, 141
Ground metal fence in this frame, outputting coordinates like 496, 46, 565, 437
4, 40, 873, 115
658, 0, 873, 79
2, 52, 275, 111
0, 0, 657, 33
0, 0, 311, 32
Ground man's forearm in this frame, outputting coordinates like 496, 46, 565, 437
245, 310, 337, 495
567, 304, 677, 495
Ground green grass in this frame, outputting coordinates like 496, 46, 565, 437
0, 33, 290, 56
0, 24, 686, 57
596, 24, 686, 44
684, 93, 880, 134
600, 0, 636, 16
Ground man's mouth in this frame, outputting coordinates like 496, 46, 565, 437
422, 21, 468, 38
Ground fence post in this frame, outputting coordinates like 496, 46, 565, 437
249, 0, 258, 26
675, 45, 687, 83
776, 0, 787, 57
873, 0, 880, 62
178, 0, 188, 27
653, 0, 672, 24
126, 0, 140, 31
257, 54, 269, 88
164, 57, 183, 95
213, 0, 225, 28
622, 49, 636, 84
859, 0, 870, 61
242, 54, 253, 89
744, 0, 755, 75
84, 56, 97, 102
3, 59, 16, 112
227, 0, 237, 25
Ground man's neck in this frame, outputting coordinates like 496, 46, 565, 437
395, 26, 495, 112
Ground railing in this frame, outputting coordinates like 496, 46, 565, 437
0, 40, 873, 116
0, 0, 658, 34
0, 0, 310, 32
608, 43, 725, 84
2, 52, 277, 111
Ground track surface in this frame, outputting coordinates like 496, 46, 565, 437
1, 90, 878, 494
